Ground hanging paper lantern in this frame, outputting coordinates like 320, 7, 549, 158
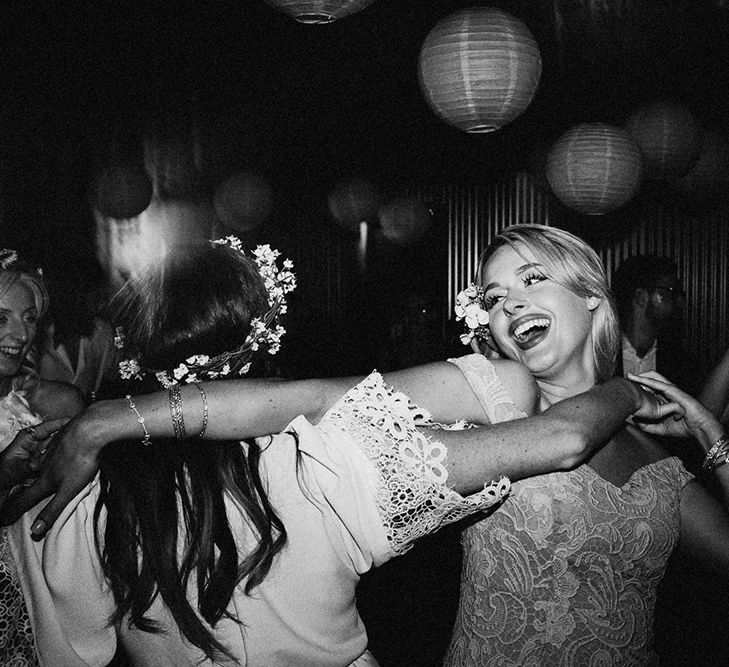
92, 160, 153, 220
263, 0, 376, 24
418, 7, 542, 133
213, 172, 273, 233
327, 178, 384, 233
625, 101, 703, 180
378, 197, 433, 247
672, 129, 729, 207
546, 123, 643, 215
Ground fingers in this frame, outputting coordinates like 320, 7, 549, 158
27, 486, 83, 539
30, 418, 69, 441
0, 476, 56, 529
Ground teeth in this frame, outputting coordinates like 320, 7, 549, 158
0, 347, 22, 356
514, 318, 549, 339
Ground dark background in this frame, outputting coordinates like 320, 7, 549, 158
2, 0, 729, 257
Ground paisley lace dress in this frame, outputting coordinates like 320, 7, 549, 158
0, 383, 43, 666
444, 354, 694, 667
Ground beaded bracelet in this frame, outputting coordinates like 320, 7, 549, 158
126, 395, 151, 446
702, 433, 729, 473
168, 384, 186, 439
192, 381, 208, 438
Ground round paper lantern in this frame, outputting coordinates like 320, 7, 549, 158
263, 0, 376, 24
92, 161, 153, 220
418, 8, 542, 133
546, 123, 643, 215
327, 178, 384, 233
213, 172, 273, 233
672, 129, 729, 206
378, 197, 433, 247
625, 101, 702, 180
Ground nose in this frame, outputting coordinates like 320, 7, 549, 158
502, 290, 528, 316
9, 318, 29, 343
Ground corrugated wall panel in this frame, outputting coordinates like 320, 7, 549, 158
415, 173, 728, 379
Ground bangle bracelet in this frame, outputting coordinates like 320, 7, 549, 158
126, 395, 151, 446
168, 384, 186, 439
193, 382, 208, 438
702, 433, 729, 472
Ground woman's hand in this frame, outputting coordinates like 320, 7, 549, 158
0, 427, 49, 493
627, 371, 724, 452
0, 413, 105, 538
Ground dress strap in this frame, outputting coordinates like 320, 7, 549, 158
448, 354, 527, 424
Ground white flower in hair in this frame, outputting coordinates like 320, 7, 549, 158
455, 284, 490, 346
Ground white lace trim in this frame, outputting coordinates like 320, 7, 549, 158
323, 371, 510, 554
447, 354, 527, 423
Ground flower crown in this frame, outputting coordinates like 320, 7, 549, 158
117, 236, 296, 387
455, 284, 490, 346
0, 249, 19, 270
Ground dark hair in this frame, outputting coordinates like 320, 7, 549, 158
611, 254, 679, 318
96, 242, 286, 661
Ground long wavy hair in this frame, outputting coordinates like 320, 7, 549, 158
95, 242, 287, 662
476, 224, 620, 383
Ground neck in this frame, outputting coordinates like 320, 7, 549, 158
623, 313, 657, 358
536, 367, 597, 410
0, 376, 14, 397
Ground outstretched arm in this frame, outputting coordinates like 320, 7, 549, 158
2, 369, 676, 536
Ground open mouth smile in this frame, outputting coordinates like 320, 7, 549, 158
510, 316, 550, 349
0, 345, 24, 359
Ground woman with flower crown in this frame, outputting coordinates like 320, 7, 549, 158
0, 249, 85, 665
1, 237, 692, 666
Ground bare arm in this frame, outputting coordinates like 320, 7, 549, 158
698, 347, 729, 424
3, 371, 676, 535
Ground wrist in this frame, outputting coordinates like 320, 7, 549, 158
81, 399, 125, 453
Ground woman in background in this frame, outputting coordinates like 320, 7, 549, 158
0, 249, 85, 665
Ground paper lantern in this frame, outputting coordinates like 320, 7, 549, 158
378, 197, 433, 247
625, 101, 702, 180
327, 178, 384, 233
263, 0, 376, 23
418, 8, 542, 133
672, 129, 729, 206
546, 123, 643, 215
213, 172, 273, 233
92, 161, 153, 220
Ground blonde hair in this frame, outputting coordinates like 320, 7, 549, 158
0, 250, 49, 382
476, 224, 619, 383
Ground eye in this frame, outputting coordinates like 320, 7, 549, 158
483, 292, 505, 310
23, 311, 38, 325
521, 271, 546, 287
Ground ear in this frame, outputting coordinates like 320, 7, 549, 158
586, 295, 601, 311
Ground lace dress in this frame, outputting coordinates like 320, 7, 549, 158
13, 370, 511, 667
0, 385, 43, 666
443, 354, 694, 667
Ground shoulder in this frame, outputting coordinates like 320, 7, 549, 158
489, 359, 539, 417
26, 379, 86, 419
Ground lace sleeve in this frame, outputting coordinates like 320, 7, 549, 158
321, 372, 510, 555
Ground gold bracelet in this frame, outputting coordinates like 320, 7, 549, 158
702, 433, 729, 472
126, 395, 151, 446
168, 384, 186, 439
192, 382, 208, 438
